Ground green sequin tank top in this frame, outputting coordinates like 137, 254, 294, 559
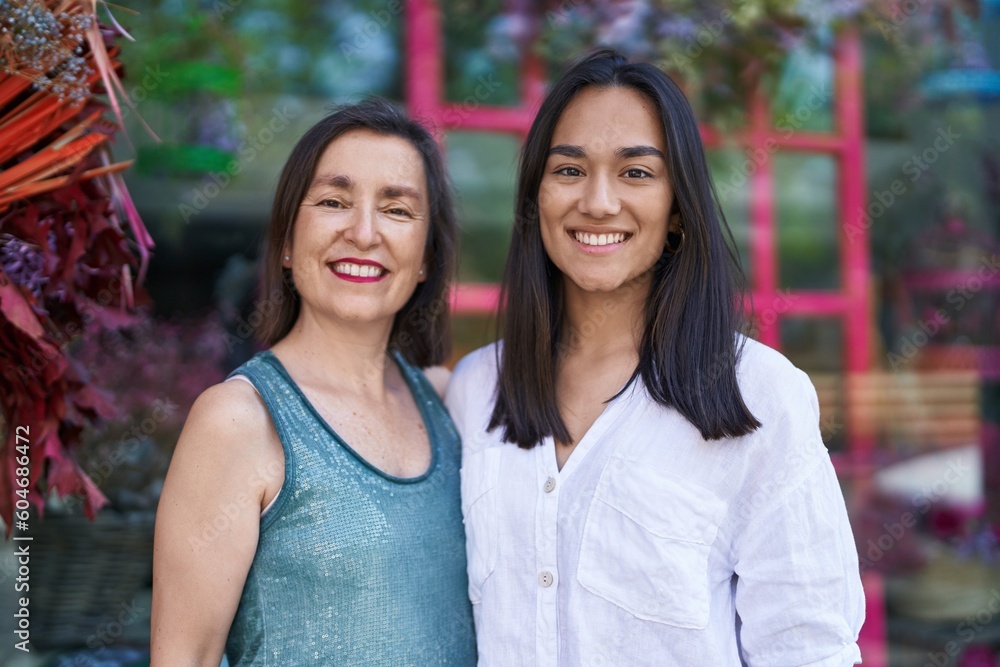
223, 350, 476, 666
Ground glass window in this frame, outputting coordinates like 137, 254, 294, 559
446, 131, 521, 283
775, 153, 840, 290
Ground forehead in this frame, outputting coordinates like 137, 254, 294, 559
550, 86, 666, 153
313, 128, 427, 190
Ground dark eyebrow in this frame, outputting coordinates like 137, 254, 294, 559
615, 145, 666, 160
548, 144, 587, 159
310, 173, 353, 190
382, 185, 423, 202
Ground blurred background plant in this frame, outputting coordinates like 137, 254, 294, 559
52, 311, 229, 515
0, 0, 155, 528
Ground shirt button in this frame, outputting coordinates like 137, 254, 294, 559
543, 477, 557, 493
538, 571, 554, 588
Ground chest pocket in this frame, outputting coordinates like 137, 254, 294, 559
577, 455, 727, 629
460, 446, 502, 604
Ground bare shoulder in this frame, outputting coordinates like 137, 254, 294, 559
183, 379, 273, 448
166, 379, 282, 491
421, 365, 452, 400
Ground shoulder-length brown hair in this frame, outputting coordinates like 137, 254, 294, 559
488, 49, 761, 447
256, 98, 457, 367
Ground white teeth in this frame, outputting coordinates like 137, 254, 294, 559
573, 231, 628, 246
332, 262, 385, 277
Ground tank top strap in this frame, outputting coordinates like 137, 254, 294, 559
226, 351, 312, 438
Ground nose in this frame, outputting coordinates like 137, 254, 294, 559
577, 172, 621, 219
342, 206, 381, 250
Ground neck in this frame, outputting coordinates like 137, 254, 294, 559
559, 274, 649, 360
271, 309, 398, 400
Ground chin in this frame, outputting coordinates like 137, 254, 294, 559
565, 274, 628, 294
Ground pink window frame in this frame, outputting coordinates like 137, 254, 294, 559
403, 5, 885, 661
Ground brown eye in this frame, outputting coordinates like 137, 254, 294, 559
554, 167, 583, 177
625, 168, 653, 179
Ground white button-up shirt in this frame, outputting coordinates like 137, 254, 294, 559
445, 338, 864, 667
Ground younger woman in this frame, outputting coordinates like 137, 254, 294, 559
446, 50, 863, 666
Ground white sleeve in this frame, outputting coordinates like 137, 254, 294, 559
733, 373, 865, 666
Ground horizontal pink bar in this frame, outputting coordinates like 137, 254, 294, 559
451, 283, 501, 315
902, 269, 1000, 291
437, 105, 536, 133
454, 285, 852, 318
751, 291, 850, 316
699, 126, 846, 153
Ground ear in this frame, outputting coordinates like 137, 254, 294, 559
667, 210, 683, 234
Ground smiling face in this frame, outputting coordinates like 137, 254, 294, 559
284, 128, 430, 329
539, 86, 679, 297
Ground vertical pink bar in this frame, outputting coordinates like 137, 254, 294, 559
858, 572, 888, 667
748, 93, 779, 348
836, 29, 873, 465
405, 0, 443, 129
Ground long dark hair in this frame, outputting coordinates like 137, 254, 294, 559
488, 49, 761, 447
257, 97, 457, 367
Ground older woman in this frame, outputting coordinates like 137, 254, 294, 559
152, 99, 476, 666
447, 50, 863, 666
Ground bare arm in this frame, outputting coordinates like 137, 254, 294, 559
151, 381, 283, 666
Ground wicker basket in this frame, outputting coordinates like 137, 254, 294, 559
31, 510, 155, 649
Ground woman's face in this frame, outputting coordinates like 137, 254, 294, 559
284, 129, 429, 329
538, 86, 678, 296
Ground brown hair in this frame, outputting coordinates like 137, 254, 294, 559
257, 98, 457, 366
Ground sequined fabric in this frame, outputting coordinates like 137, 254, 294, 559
223, 350, 476, 666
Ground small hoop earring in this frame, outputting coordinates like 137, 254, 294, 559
665, 226, 685, 254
